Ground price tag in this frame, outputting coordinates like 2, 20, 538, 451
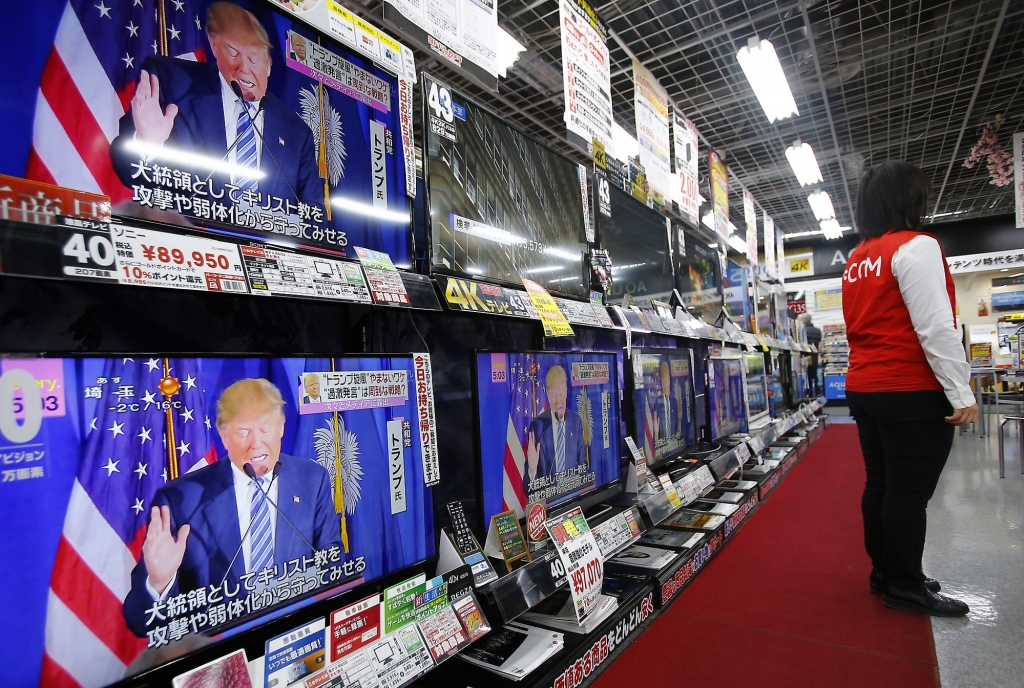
57, 220, 118, 282
112, 225, 248, 293
354, 246, 410, 305
544, 507, 602, 624
658, 474, 683, 509
522, 278, 574, 337
240, 244, 372, 303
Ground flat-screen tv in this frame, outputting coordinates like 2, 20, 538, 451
0, 355, 434, 686
423, 75, 590, 298
474, 351, 621, 524
743, 351, 770, 423
707, 356, 748, 440
677, 238, 723, 320
20, 0, 413, 262
627, 349, 697, 465
600, 185, 675, 302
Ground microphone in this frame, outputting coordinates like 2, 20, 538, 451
229, 80, 303, 205
245, 460, 316, 552
218, 460, 280, 588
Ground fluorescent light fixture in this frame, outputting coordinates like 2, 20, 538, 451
736, 38, 799, 123
807, 190, 836, 221
819, 218, 843, 239
1001, 268, 1010, 272
548, 276, 580, 283
728, 234, 749, 254
525, 265, 564, 274
785, 140, 823, 186
125, 139, 266, 179
545, 248, 582, 261
611, 122, 639, 162
331, 196, 410, 224
467, 267, 483, 275
495, 28, 526, 78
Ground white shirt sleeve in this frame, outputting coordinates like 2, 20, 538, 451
891, 235, 976, 409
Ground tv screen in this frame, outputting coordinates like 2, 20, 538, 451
743, 351, 769, 421
677, 239, 722, 320
424, 75, 590, 297
708, 357, 748, 440
24, 0, 413, 262
474, 352, 621, 524
628, 349, 696, 465
0, 355, 434, 686
600, 185, 674, 302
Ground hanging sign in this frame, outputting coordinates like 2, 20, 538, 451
560, 0, 612, 153
633, 61, 672, 206
763, 213, 776, 278
743, 187, 758, 265
709, 150, 729, 242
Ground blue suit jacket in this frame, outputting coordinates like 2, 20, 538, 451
122, 455, 340, 637
523, 410, 587, 497
111, 56, 322, 212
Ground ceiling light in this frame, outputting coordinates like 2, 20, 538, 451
736, 38, 799, 123
125, 139, 266, 180
785, 140, 823, 186
807, 190, 835, 221
819, 218, 843, 239
331, 196, 410, 224
495, 28, 526, 78
525, 265, 564, 274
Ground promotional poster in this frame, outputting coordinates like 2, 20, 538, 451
12, 0, 412, 262
0, 355, 434, 687
630, 351, 696, 465
708, 357, 748, 440
424, 75, 590, 298
475, 352, 621, 524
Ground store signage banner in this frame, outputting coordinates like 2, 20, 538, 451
673, 109, 700, 225
559, 0, 612, 153
632, 61, 672, 205
1014, 132, 1024, 229
776, 226, 786, 288
946, 248, 1024, 274
383, 0, 499, 87
763, 213, 776, 277
709, 150, 730, 242
783, 252, 814, 279
743, 187, 757, 265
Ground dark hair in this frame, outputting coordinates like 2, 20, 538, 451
854, 161, 932, 238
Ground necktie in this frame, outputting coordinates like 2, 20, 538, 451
249, 477, 273, 574
555, 418, 565, 472
235, 101, 260, 194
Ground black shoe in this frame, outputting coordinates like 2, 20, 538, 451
883, 587, 969, 617
870, 569, 940, 595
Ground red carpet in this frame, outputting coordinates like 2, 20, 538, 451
593, 425, 941, 688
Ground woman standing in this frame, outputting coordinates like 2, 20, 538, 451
842, 161, 976, 617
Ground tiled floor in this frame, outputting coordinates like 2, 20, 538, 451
926, 423, 1024, 687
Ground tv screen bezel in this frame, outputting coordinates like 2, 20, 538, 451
470, 349, 625, 528
421, 73, 591, 301
625, 346, 699, 468
706, 354, 750, 441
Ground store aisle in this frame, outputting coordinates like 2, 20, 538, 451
592, 425, 941, 688
925, 426, 1024, 687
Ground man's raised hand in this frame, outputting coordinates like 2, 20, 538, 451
143, 505, 190, 595
131, 70, 179, 146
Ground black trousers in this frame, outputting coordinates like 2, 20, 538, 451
846, 390, 954, 592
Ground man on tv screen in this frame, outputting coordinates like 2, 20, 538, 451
122, 378, 340, 637
523, 365, 587, 497
651, 361, 680, 443
110, 2, 321, 212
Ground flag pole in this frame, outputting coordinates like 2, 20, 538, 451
156, 0, 169, 57
330, 359, 349, 552
162, 358, 180, 480
315, 37, 332, 221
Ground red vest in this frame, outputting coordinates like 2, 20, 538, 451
842, 231, 956, 393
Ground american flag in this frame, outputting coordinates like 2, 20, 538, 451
41, 358, 216, 688
501, 354, 543, 516
25, 0, 206, 200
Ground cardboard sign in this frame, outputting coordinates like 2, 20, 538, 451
522, 278, 575, 337
544, 507, 603, 624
